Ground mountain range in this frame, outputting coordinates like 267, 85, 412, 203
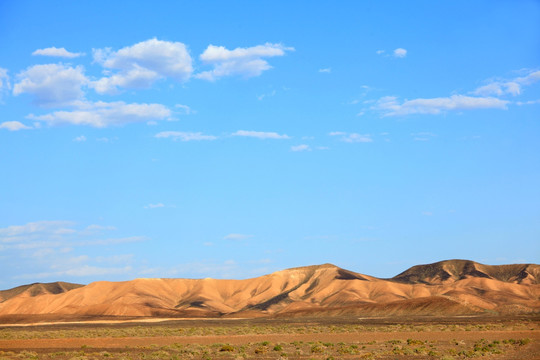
0, 260, 538, 323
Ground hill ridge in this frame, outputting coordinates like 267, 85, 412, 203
0, 260, 538, 322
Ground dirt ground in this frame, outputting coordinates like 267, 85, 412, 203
0, 315, 538, 359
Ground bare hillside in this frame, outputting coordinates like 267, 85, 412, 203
0, 261, 538, 322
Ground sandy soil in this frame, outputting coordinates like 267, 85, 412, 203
1, 330, 538, 349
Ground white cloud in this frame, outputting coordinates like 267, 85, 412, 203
376, 50, 385, 55
144, 203, 165, 209
373, 95, 509, 116
0, 220, 75, 240
1, 220, 144, 284
155, 131, 217, 141
32, 47, 84, 58
29, 100, 172, 127
232, 130, 290, 139
13, 63, 87, 107
17, 265, 133, 279
92, 66, 159, 94
329, 131, 373, 143
175, 104, 195, 114
196, 43, 294, 81
92, 38, 193, 94
224, 233, 253, 240
473, 69, 540, 97
393, 48, 407, 58
257, 90, 276, 101
517, 99, 540, 106
411, 132, 437, 141
0, 67, 10, 99
80, 236, 146, 246
0, 121, 32, 131
319, 68, 331, 73
84, 224, 116, 232
291, 144, 311, 152
73, 135, 86, 142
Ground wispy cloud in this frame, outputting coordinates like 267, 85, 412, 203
0, 67, 10, 100
232, 130, 290, 139
318, 68, 331, 73
32, 47, 84, 58
329, 131, 373, 143
73, 135, 86, 142
155, 131, 217, 141
472, 69, 540, 97
224, 233, 253, 240
29, 101, 172, 127
411, 132, 437, 141
144, 203, 165, 209
257, 90, 276, 101
291, 144, 311, 152
0, 121, 32, 131
175, 104, 195, 115
372, 95, 508, 116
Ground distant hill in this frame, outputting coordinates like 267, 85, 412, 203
0, 282, 83, 302
0, 261, 538, 323
391, 259, 540, 285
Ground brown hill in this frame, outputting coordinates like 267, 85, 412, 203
0, 261, 538, 323
391, 259, 540, 285
0, 282, 83, 303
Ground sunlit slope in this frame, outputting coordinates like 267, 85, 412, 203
0, 261, 538, 320
0, 282, 83, 303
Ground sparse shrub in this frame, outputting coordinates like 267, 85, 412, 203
407, 339, 424, 345
220, 344, 234, 352
273, 345, 283, 351
254, 347, 266, 354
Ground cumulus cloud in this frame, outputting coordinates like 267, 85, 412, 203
0, 121, 32, 131
155, 131, 217, 141
196, 43, 294, 81
373, 95, 509, 116
92, 38, 193, 94
32, 47, 84, 58
393, 48, 407, 58
28, 100, 172, 127
291, 144, 311, 152
13, 63, 87, 107
473, 69, 540, 97
232, 130, 290, 139
329, 131, 373, 143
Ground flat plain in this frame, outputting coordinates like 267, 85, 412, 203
0, 316, 538, 360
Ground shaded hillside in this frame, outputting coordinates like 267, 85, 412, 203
391, 260, 540, 285
0, 282, 83, 303
0, 261, 538, 322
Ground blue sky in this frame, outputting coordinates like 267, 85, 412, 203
0, 1, 539, 289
